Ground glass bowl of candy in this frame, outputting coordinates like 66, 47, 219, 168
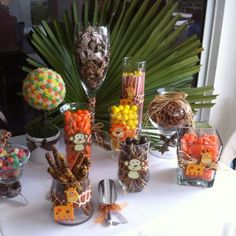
0, 145, 30, 197
147, 88, 193, 158
177, 127, 222, 187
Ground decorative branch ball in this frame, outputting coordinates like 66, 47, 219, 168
23, 68, 66, 111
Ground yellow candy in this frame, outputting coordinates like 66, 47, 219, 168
124, 105, 130, 110
134, 120, 138, 125
133, 113, 138, 119
127, 120, 133, 126
122, 114, 129, 121
134, 70, 142, 76
122, 109, 129, 114
121, 121, 127, 125
130, 124, 136, 130
126, 126, 130, 130
131, 105, 138, 112
116, 114, 122, 121
118, 105, 124, 111
111, 106, 119, 114
128, 113, 134, 120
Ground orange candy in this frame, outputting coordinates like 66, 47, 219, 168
64, 109, 91, 137
181, 132, 220, 159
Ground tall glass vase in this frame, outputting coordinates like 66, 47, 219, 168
121, 57, 146, 131
74, 25, 110, 123
60, 103, 92, 168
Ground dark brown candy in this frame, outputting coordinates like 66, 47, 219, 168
148, 92, 193, 129
0, 181, 21, 198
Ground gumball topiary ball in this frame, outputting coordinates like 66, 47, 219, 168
23, 68, 66, 111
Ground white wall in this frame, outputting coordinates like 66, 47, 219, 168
209, 0, 236, 145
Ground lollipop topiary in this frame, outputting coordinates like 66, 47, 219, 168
23, 68, 66, 163
23, 67, 66, 137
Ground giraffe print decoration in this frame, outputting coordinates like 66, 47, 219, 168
53, 187, 79, 222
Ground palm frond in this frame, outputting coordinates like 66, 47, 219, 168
24, 0, 216, 134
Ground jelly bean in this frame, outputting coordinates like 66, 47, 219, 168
8, 157, 14, 163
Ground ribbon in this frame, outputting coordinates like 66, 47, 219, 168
133, 94, 144, 105
95, 203, 128, 225
27, 137, 60, 152
92, 122, 112, 151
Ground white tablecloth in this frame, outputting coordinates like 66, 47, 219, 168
1, 135, 236, 236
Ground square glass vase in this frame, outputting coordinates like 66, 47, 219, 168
177, 127, 222, 187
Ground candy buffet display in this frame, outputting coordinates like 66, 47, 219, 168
118, 136, 150, 193
121, 57, 146, 131
60, 103, 92, 167
177, 127, 222, 187
46, 147, 93, 225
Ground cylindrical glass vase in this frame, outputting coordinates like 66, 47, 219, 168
121, 57, 146, 131
50, 177, 93, 225
60, 103, 92, 167
118, 136, 150, 193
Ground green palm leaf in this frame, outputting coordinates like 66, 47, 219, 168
24, 0, 216, 134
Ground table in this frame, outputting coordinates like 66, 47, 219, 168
1, 135, 236, 236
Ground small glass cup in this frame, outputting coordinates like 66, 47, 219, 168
50, 177, 93, 225
177, 127, 222, 187
60, 103, 93, 167
118, 136, 150, 193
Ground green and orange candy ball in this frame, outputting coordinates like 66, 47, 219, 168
23, 68, 66, 110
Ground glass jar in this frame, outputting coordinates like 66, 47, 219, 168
147, 88, 193, 158
148, 88, 193, 131
118, 136, 150, 193
121, 57, 146, 131
177, 127, 222, 187
50, 177, 93, 225
60, 103, 93, 167
0, 144, 30, 199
